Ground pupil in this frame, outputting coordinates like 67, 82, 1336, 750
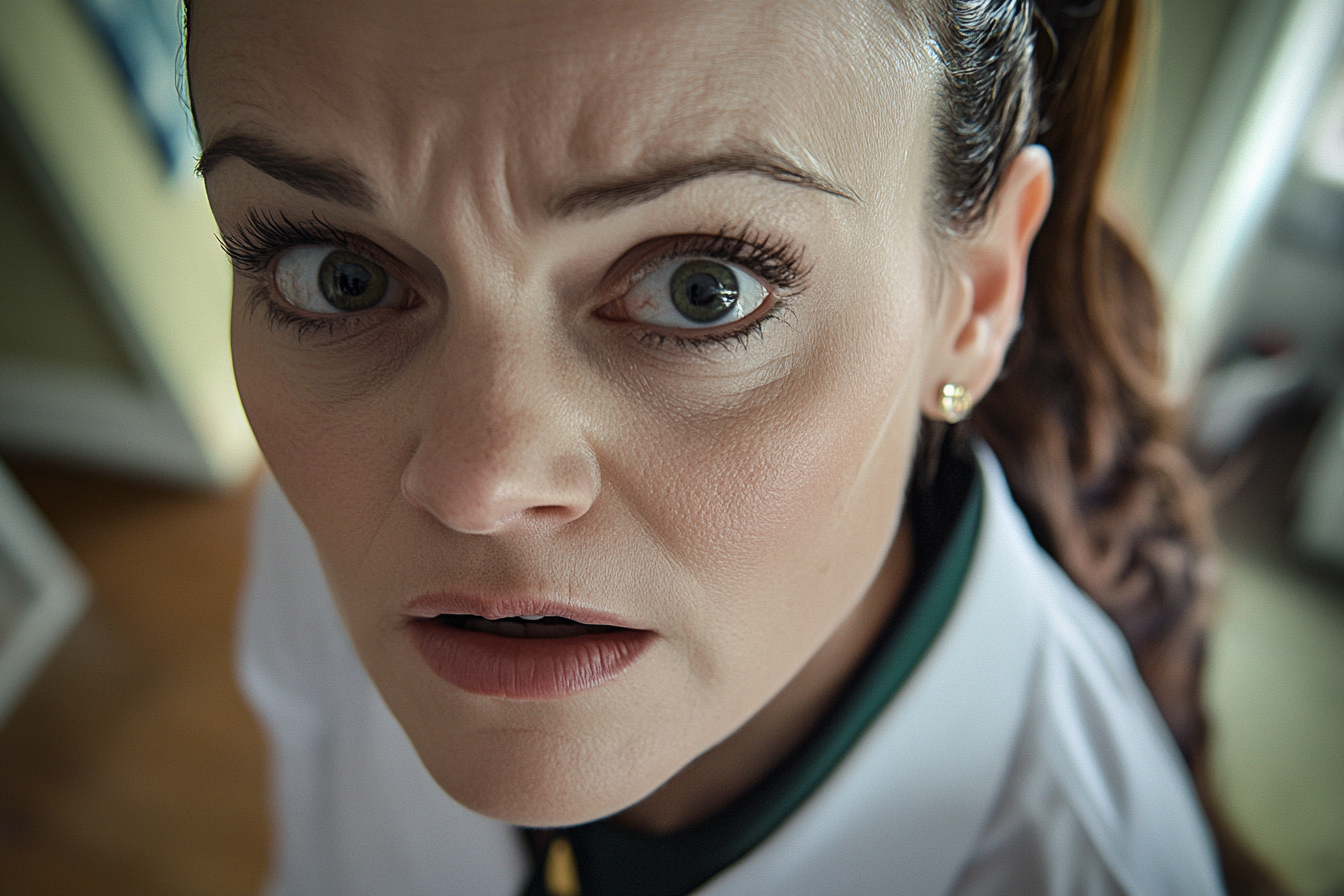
318, 249, 388, 312
335, 262, 370, 297
683, 273, 724, 307
670, 260, 739, 324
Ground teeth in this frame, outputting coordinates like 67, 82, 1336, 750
518, 615, 546, 621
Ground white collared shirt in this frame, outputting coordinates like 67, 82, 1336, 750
237, 445, 1225, 895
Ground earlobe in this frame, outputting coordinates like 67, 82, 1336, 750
921, 145, 1054, 420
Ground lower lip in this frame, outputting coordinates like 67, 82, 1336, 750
407, 620, 654, 699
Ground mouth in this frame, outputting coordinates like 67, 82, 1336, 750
406, 601, 653, 700
431, 613, 625, 639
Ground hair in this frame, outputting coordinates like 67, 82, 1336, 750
912, 0, 1214, 759
913, 2, 1284, 891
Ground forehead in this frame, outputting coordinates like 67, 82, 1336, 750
190, 0, 931, 215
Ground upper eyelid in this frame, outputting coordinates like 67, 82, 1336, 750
220, 210, 338, 270
221, 211, 419, 287
617, 231, 807, 294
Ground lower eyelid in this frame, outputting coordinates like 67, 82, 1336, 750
245, 279, 373, 341
635, 298, 793, 354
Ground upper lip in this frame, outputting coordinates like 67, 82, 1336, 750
403, 592, 643, 629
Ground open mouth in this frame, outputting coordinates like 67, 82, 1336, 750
432, 614, 625, 639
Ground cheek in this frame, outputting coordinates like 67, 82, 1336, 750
619, 375, 910, 584
604, 274, 932, 683
231, 297, 410, 560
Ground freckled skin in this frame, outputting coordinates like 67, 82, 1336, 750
191, 0, 1051, 832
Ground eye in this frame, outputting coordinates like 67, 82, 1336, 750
272, 245, 404, 314
623, 258, 769, 329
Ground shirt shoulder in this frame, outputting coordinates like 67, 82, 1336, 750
236, 474, 357, 719
700, 445, 1224, 896
948, 445, 1225, 896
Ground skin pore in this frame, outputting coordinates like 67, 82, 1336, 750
191, 0, 1051, 832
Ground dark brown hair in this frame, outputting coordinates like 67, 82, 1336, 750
915, 2, 1281, 891
918, 0, 1214, 759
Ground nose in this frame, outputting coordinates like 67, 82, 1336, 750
400, 342, 600, 536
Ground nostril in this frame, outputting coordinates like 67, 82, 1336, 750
531, 503, 588, 524
400, 465, 599, 535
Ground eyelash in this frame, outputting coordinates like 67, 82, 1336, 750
220, 211, 809, 349
220, 209, 350, 273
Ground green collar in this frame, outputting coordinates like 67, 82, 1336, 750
522, 465, 984, 896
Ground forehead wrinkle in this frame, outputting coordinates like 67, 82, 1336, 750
557, 6, 915, 217
526, 57, 850, 226
199, 0, 933, 259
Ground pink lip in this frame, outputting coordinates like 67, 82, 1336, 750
404, 593, 653, 700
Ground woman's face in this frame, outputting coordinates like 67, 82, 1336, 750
194, 0, 963, 826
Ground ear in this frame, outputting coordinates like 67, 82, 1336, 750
921, 145, 1053, 420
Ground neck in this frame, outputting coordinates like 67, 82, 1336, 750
614, 514, 915, 835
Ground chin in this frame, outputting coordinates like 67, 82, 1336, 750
424, 744, 663, 827
385, 694, 677, 827
366, 637, 696, 826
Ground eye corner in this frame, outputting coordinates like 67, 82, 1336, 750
593, 297, 632, 323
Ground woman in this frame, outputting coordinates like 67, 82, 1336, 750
189, 0, 1239, 893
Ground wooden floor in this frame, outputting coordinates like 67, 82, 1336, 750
0, 459, 268, 896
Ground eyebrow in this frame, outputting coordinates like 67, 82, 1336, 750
196, 133, 377, 212
551, 146, 860, 217
196, 133, 858, 217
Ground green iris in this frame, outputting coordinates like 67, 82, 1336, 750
318, 249, 388, 312
669, 260, 739, 324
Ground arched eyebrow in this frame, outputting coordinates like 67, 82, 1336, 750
197, 132, 859, 216
197, 133, 377, 212
550, 145, 860, 217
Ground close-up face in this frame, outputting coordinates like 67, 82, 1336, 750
191, 0, 997, 828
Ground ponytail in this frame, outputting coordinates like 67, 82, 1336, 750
915, 2, 1287, 890
985, 0, 1219, 760
918, 0, 1215, 760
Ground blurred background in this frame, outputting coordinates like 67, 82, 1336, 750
0, 0, 1341, 893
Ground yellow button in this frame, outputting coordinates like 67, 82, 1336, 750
544, 836, 581, 896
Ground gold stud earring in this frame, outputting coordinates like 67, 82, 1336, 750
939, 383, 972, 424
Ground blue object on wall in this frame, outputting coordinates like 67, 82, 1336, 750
74, 0, 198, 180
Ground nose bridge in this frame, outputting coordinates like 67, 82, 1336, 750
442, 316, 558, 469
401, 286, 599, 536
377, 62, 604, 534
